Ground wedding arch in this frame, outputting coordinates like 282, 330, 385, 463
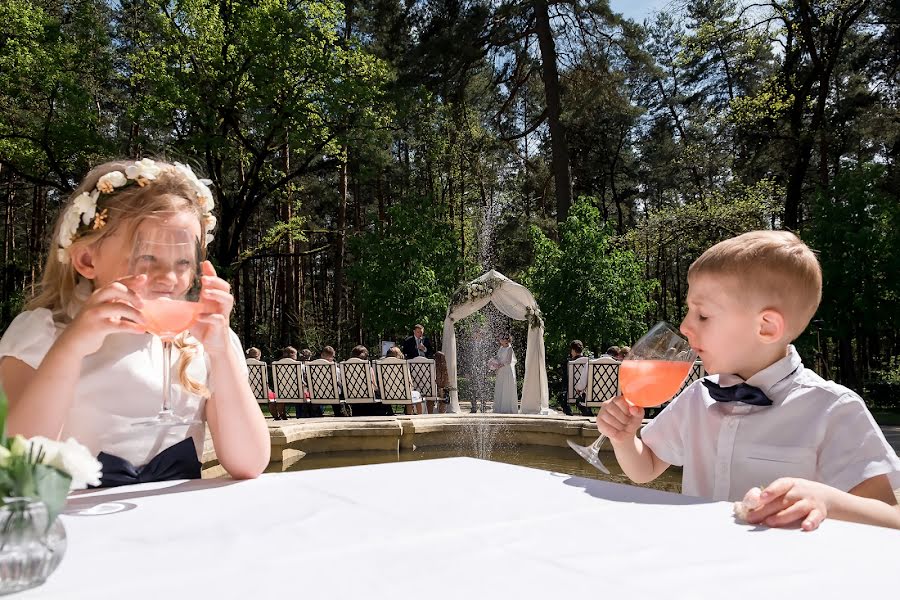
441, 270, 549, 414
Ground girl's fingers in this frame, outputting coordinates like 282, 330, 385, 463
195, 313, 227, 327
201, 275, 231, 292
89, 303, 146, 325
200, 288, 233, 306
107, 318, 148, 334
90, 281, 145, 308
201, 260, 220, 280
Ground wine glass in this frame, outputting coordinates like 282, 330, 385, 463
129, 220, 203, 426
567, 321, 697, 474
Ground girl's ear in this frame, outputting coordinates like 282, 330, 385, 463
70, 245, 98, 280
758, 309, 786, 344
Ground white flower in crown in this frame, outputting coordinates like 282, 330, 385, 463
76, 190, 100, 226
96, 171, 128, 194
174, 162, 215, 213
125, 158, 162, 186
56, 159, 218, 263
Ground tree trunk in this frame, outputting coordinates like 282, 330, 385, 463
533, 0, 572, 223
333, 155, 349, 347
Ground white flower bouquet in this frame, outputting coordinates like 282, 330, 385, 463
0, 391, 102, 523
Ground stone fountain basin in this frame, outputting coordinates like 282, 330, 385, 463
201, 414, 603, 477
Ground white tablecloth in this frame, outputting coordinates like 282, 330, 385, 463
22, 458, 900, 599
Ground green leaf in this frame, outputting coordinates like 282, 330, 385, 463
33, 464, 71, 526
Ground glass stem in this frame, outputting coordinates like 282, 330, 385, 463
162, 339, 173, 413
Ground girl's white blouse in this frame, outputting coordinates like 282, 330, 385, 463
0, 308, 247, 467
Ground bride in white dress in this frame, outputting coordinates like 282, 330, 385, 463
489, 334, 518, 414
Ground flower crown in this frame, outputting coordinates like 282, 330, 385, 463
56, 159, 217, 264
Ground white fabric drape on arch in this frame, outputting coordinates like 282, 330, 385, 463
442, 270, 549, 414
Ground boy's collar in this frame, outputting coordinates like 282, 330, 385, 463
718, 346, 802, 397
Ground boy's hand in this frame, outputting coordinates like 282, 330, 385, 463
191, 261, 234, 357
745, 478, 835, 531
596, 395, 644, 445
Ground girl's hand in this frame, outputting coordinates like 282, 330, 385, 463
596, 395, 644, 445
191, 261, 234, 356
57, 275, 148, 357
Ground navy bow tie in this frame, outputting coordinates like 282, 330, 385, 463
95, 437, 201, 488
702, 379, 773, 406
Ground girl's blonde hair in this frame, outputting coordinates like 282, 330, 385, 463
30, 159, 217, 398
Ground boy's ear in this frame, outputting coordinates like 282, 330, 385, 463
758, 309, 786, 344
70, 245, 98, 280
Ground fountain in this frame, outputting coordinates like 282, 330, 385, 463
451, 198, 519, 459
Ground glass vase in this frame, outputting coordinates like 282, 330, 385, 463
0, 498, 67, 595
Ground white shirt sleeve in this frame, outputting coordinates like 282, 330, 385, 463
818, 392, 900, 491
0, 309, 59, 370
639, 382, 699, 468
573, 361, 587, 393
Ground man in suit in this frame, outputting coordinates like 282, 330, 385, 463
402, 324, 434, 359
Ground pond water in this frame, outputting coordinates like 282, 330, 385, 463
283, 444, 684, 494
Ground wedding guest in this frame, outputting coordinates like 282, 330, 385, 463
402, 324, 434, 359
320, 346, 348, 417
348, 345, 384, 416
386, 346, 422, 415
560, 340, 592, 416
599, 346, 622, 361
279, 345, 305, 419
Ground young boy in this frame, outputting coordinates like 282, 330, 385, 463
597, 231, 900, 530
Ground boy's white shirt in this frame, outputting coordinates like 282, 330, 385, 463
641, 345, 900, 502
0, 308, 247, 467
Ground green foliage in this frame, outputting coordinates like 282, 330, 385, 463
0, 0, 117, 184
631, 178, 782, 256
805, 165, 900, 343
126, 0, 393, 262
525, 198, 655, 361
348, 196, 465, 336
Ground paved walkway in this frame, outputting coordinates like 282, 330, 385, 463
883, 426, 900, 454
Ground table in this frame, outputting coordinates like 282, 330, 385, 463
23, 458, 900, 599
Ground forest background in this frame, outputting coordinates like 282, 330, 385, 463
1, 0, 898, 408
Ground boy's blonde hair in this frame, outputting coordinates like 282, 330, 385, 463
30, 159, 216, 397
688, 230, 821, 340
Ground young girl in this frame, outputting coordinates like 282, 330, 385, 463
0, 159, 270, 486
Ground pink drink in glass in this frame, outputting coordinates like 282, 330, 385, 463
141, 297, 198, 340
618, 360, 693, 407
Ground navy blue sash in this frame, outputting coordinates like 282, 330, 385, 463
95, 437, 201, 488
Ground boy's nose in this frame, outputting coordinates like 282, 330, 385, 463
679, 320, 693, 339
